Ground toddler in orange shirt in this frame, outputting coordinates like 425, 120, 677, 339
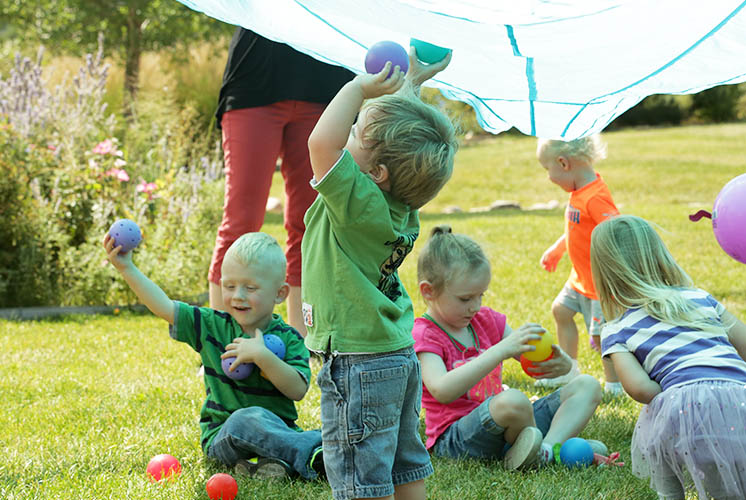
536, 135, 622, 395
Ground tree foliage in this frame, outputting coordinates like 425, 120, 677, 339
2, 0, 232, 104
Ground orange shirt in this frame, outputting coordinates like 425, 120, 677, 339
564, 174, 618, 300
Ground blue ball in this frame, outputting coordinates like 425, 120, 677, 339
264, 334, 286, 360
108, 218, 141, 253
559, 437, 594, 468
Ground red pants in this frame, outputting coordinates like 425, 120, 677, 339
208, 101, 325, 287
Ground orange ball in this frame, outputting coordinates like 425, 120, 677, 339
146, 454, 181, 482
206, 473, 238, 500
520, 352, 554, 378
522, 331, 554, 362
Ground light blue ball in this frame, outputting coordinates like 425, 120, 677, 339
559, 437, 594, 468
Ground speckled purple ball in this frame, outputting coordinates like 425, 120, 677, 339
221, 357, 253, 380
108, 218, 141, 253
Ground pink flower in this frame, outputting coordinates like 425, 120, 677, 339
92, 138, 115, 155
137, 181, 158, 194
114, 158, 127, 167
47, 144, 57, 152
104, 168, 130, 182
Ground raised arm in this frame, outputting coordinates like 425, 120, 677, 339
307, 63, 405, 180
397, 45, 452, 98
103, 234, 175, 324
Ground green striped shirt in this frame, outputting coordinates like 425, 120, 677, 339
169, 301, 311, 452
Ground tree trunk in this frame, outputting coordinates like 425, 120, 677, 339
123, 4, 142, 119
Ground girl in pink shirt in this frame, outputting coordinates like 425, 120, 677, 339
413, 226, 605, 469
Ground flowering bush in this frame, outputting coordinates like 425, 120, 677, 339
0, 40, 224, 307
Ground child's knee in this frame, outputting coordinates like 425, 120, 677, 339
551, 301, 575, 323
564, 374, 602, 405
488, 389, 532, 424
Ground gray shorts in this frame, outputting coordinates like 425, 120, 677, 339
554, 284, 604, 336
432, 390, 562, 460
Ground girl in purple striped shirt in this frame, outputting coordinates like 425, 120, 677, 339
591, 215, 746, 500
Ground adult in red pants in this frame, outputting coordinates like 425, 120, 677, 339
211, 28, 353, 335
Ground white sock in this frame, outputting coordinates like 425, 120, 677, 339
538, 442, 554, 464
605, 381, 623, 393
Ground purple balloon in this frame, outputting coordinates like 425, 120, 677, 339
365, 41, 409, 78
712, 173, 746, 264
108, 218, 141, 253
221, 356, 253, 380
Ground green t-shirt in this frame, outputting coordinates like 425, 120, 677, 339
301, 150, 419, 353
169, 301, 311, 452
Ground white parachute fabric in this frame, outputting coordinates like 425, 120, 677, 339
176, 0, 746, 139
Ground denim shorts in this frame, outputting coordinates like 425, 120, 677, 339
317, 347, 433, 500
433, 390, 562, 459
555, 283, 604, 336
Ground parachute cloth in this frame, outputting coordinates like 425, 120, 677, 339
176, 0, 746, 139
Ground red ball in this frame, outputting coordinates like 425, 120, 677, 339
520, 352, 555, 378
146, 453, 181, 482
206, 473, 238, 500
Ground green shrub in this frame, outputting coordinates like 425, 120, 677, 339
691, 84, 743, 123
0, 42, 224, 307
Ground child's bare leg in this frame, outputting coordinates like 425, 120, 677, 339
552, 301, 579, 359
542, 375, 602, 447
209, 280, 225, 311
488, 389, 536, 443
286, 285, 307, 337
602, 356, 620, 383
393, 479, 425, 500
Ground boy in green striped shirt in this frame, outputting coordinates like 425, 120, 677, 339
104, 231, 323, 479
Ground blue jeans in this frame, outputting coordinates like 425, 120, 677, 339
433, 390, 562, 459
317, 347, 433, 500
207, 406, 322, 479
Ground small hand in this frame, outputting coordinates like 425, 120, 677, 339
532, 344, 572, 379
103, 233, 133, 272
356, 62, 405, 99
406, 45, 452, 86
221, 329, 268, 371
540, 244, 564, 272
501, 323, 546, 359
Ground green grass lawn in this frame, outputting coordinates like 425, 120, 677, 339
2, 123, 746, 499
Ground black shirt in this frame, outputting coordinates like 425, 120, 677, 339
215, 28, 355, 128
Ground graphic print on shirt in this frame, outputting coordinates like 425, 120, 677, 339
378, 232, 418, 301
452, 348, 503, 401
566, 204, 581, 224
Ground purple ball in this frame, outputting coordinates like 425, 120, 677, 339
712, 173, 746, 264
221, 357, 254, 380
559, 437, 594, 468
365, 41, 409, 78
108, 218, 141, 253
264, 334, 286, 360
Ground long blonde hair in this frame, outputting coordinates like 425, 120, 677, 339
590, 215, 724, 332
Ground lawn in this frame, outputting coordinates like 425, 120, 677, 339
2, 123, 745, 500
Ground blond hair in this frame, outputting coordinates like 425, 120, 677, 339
361, 95, 458, 209
417, 225, 490, 295
224, 232, 286, 282
590, 215, 726, 332
536, 134, 607, 164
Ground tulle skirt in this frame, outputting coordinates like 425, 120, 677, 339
631, 380, 746, 499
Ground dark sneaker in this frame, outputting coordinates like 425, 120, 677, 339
503, 426, 543, 470
235, 457, 292, 479
309, 446, 326, 479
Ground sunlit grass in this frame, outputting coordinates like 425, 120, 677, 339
4, 123, 746, 499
